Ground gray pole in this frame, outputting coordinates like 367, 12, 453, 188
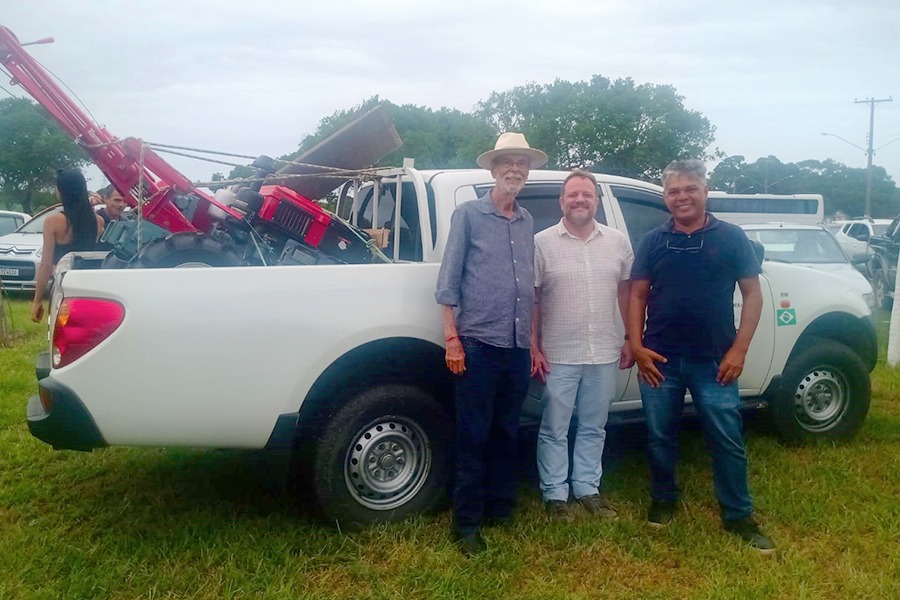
854, 97, 892, 218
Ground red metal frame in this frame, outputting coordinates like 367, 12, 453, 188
0, 25, 243, 233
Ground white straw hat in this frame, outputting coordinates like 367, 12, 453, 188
476, 132, 548, 170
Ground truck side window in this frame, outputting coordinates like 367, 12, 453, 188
474, 182, 607, 234
610, 185, 669, 248
356, 182, 422, 261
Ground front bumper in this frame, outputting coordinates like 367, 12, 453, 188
27, 377, 106, 451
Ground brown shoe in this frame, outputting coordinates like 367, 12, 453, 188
577, 494, 619, 519
545, 500, 575, 523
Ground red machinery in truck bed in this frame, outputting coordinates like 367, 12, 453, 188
0, 25, 394, 267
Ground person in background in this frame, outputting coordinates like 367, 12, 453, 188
435, 132, 547, 556
97, 184, 127, 224
627, 159, 775, 554
30, 169, 105, 322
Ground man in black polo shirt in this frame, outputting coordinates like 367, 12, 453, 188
627, 159, 775, 554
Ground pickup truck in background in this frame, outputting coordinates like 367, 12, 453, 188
865, 216, 900, 309
28, 167, 877, 529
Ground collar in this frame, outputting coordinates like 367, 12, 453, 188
476, 190, 524, 220
667, 212, 719, 235
555, 218, 602, 240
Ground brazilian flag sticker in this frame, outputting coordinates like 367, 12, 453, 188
777, 308, 797, 327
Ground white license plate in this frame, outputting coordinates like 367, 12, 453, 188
0, 268, 19, 276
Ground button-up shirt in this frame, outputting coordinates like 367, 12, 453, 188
534, 219, 633, 364
435, 191, 535, 349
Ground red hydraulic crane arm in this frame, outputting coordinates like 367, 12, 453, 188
0, 25, 242, 232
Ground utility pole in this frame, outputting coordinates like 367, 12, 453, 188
854, 97, 892, 218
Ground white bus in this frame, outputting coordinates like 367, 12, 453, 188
707, 192, 824, 226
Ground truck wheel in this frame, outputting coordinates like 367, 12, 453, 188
773, 339, 870, 444
312, 385, 451, 529
130, 233, 240, 268
872, 269, 892, 310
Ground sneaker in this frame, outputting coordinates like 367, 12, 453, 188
544, 500, 575, 523
647, 500, 677, 528
577, 494, 619, 519
724, 516, 776, 555
452, 529, 488, 556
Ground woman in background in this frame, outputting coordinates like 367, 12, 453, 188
30, 168, 105, 322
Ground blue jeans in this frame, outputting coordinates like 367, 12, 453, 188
452, 337, 530, 535
537, 362, 618, 502
639, 356, 753, 522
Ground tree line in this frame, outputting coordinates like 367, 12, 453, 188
2, 77, 899, 218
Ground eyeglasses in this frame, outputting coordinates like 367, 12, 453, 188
666, 231, 705, 253
495, 158, 531, 169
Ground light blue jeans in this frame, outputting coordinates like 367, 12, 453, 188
537, 362, 618, 502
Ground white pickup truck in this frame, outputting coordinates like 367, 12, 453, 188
28, 167, 877, 528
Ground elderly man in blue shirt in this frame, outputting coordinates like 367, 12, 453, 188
435, 132, 547, 556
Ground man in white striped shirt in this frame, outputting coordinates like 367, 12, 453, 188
531, 169, 634, 521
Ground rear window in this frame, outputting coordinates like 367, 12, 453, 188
17, 207, 61, 234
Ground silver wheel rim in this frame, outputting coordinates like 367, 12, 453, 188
793, 366, 848, 432
174, 261, 214, 268
344, 417, 431, 511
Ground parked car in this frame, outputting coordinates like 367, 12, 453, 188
0, 205, 61, 292
0, 209, 30, 236
831, 218, 893, 258
741, 223, 875, 309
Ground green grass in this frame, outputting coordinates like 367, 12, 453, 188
1, 298, 898, 599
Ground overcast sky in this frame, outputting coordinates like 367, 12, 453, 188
3, 0, 899, 190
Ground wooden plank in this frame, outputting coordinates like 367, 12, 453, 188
267, 104, 403, 200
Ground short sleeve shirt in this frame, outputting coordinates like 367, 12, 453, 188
435, 191, 535, 349
534, 220, 633, 364
630, 214, 761, 359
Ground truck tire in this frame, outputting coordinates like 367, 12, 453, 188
311, 384, 451, 529
130, 233, 240, 268
773, 338, 870, 444
872, 269, 892, 310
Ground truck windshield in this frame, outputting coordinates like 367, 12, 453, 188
743, 229, 848, 264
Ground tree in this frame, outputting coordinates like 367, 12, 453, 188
708, 156, 801, 194
709, 156, 900, 218
0, 97, 89, 214
284, 97, 497, 169
222, 97, 497, 189
475, 75, 719, 181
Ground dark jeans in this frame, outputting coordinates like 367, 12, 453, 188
452, 337, 530, 535
639, 356, 754, 522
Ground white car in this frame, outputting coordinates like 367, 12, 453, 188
0, 205, 61, 292
830, 219, 892, 258
741, 223, 875, 309
0, 209, 30, 236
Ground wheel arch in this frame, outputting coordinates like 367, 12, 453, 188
790, 312, 877, 372
296, 337, 454, 433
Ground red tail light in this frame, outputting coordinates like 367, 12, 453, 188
52, 298, 125, 368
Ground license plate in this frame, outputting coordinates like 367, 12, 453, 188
0, 268, 19, 277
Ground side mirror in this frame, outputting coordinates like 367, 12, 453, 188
850, 253, 870, 266
749, 240, 765, 265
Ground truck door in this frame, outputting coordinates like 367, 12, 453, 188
606, 184, 673, 411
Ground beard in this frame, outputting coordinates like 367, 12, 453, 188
497, 176, 525, 196
564, 204, 594, 227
